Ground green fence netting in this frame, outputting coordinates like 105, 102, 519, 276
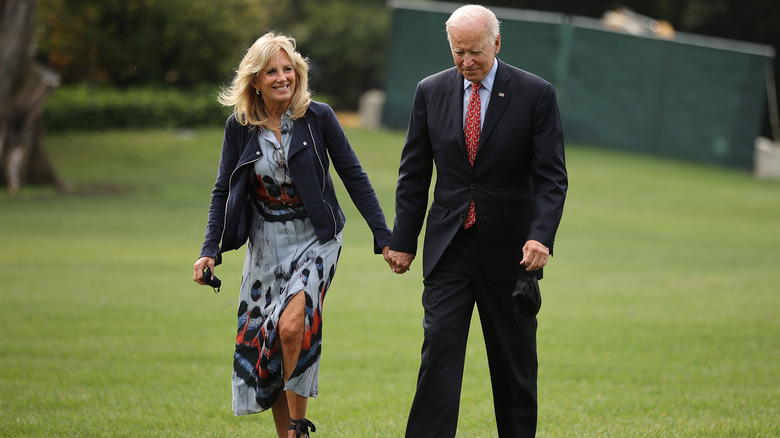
382, 0, 775, 170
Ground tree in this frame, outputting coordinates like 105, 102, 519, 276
265, 0, 390, 109
1, 0, 64, 193
34, 0, 391, 109
35, 0, 274, 88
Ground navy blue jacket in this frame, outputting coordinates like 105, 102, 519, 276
390, 60, 567, 282
200, 101, 391, 265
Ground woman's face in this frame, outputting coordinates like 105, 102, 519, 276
254, 49, 296, 108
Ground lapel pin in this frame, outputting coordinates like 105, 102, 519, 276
498, 92, 505, 97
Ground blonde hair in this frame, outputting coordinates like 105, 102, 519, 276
218, 32, 311, 128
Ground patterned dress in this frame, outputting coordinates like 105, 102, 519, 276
232, 117, 342, 416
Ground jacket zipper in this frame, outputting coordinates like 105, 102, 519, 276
308, 122, 340, 243
219, 141, 262, 248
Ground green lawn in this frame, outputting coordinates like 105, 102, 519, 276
1, 127, 778, 437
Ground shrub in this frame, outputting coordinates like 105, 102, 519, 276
45, 85, 229, 131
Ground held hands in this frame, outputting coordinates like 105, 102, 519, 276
193, 256, 216, 285
381, 239, 547, 274
383, 246, 415, 274
194, 241, 543, 282
520, 240, 549, 271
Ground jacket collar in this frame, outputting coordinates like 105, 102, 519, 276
236, 126, 262, 166
448, 58, 512, 154
288, 118, 312, 158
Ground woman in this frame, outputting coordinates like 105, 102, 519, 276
193, 32, 391, 438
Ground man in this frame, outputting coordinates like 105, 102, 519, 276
385, 5, 568, 437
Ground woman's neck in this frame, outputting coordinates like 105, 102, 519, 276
265, 101, 289, 120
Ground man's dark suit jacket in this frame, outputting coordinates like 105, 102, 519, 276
390, 58, 568, 284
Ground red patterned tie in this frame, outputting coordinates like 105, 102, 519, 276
463, 82, 481, 229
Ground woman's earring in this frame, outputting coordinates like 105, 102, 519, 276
255, 89, 260, 95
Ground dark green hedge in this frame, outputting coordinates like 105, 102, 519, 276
45, 86, 230, 131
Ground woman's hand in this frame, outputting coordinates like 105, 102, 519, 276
193, 256, 216, 285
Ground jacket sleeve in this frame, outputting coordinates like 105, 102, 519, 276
389, 81, 434, 255
199, 116, 242, 264
320, 105, 392, 253
527, 83, 568, 255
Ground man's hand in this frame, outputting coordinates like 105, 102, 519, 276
520, 240, 549, 271
385, 249, 415, 274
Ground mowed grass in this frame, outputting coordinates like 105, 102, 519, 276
1, 125, 778, 437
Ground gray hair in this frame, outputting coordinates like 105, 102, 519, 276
446, 4, 500, 43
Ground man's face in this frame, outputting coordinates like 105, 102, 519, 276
449, 25, 501, 83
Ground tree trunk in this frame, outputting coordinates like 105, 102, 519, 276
0, 0, 65, 194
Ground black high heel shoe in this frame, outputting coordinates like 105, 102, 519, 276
289, 418, 316, 437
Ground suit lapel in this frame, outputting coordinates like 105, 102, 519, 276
448, 70, 466, 152
478, 59, 511, 153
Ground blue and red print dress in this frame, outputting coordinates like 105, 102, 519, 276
232, 121, 342, 415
